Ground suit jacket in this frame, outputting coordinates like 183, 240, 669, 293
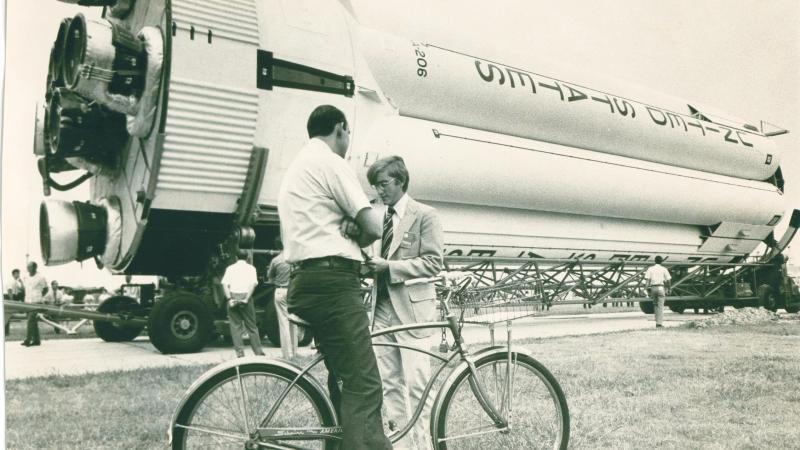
368, 196, 444, 338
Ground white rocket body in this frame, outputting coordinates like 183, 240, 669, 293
38, 0, 787, 273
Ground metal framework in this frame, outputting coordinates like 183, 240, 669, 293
440, 256, 779, 320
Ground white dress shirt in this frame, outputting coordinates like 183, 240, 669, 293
24, 273, 48, 304
277, 138, 371, 263
386, 193, 409, 232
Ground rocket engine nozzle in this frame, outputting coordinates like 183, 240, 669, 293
47, 87, 126, 173
63, 13, 147, 110
40, 199, 108, 265
46, 18, 72, 101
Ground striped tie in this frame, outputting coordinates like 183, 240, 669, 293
381, 206, 395, 258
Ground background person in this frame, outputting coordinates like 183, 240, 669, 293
267, 237, 297, 359
4, 268, 25, 335
22, 262, 48, 346
644, 256, 672, 328
43, 280, 72, 306
277, 104, 390, 450
366, 156, 443, 450
43, 280, 74, 333
221, 252, 265, 358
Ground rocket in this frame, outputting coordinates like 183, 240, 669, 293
36, 0, 788, 275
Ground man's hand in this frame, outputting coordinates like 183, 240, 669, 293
340, 217, 361, 240
366, 257, 390, 273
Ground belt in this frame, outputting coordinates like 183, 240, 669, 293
649, 285, 663, 287
293, 256, 361, 273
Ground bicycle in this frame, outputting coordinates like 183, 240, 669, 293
168, 272, 570, 449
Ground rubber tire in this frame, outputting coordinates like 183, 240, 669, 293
93, 296, 145, 342
639, 301, 655, 314
668, 303, 686, 314
171, 362, 338, 450
263, 296, 313, 347
786, 303, 800, 313
757, 285, 778, 312
434, 351, 570, 450
148, 292, 213, 354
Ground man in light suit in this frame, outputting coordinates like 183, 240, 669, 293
365, 156, 443, 450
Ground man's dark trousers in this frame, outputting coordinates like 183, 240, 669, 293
288, 266, 392, 450
25, 310, 41, 344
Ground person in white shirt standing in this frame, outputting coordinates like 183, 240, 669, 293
221, 252, 265, 358
267, 236, 296, 360
22, 262, 48, 346
43, 280, 73, 333
277, 105, 390, 450
644, 256, 672, 328
4, 268, 25, 335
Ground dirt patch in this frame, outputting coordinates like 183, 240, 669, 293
682, 307, 795, 328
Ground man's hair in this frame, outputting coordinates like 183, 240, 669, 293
307, 105, 347, 138
367, 155, 410, 192
655, 256, 664, 264
11, 269, 19, 275
28, 262, 37, 270
237, 250, 249, 260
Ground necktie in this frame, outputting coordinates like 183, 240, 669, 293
381, 206, 395, 259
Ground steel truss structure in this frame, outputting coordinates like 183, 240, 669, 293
441, 255, 787, 320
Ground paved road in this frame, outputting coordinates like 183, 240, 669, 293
4, 311, 694, 380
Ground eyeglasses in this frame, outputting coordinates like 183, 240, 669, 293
372, 178, 396, 190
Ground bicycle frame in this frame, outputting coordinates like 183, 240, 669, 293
171, 323, 516, 449
170, 275, 525, 449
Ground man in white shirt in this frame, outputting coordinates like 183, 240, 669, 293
644, 256, 672, 328
22, 262, 48, 346
278, 105, 389, 450
221, 252, 265, 358
267, 236, 296, 359
43, 280, 74, 333
4, 268, 25, 335
44, 280, 72, 306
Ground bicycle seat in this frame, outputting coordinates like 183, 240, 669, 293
288, 313, 310, 327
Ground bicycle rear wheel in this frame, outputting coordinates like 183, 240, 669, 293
171, 362, 338, 449
434, 351, 569, 450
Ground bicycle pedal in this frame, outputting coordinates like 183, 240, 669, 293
438, 342, 449, 353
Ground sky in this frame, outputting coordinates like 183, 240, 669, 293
1, 0, 799, 288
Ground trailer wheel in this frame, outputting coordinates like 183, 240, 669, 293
148, 292, 213, 354
668, 302, 686, 314
786, 302, 800, 314
93, 296, 145, 342
757, 285, 778, 312
639, 301, 654, 314
263, 296, 313, 347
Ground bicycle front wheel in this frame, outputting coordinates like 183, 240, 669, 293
171, 362, 338, 450
434, 351, 569, 450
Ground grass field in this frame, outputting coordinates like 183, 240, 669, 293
5, 318, 799, 449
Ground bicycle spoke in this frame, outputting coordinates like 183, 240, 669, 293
436, 424, 509, 443
237, 366, 253, 435
437, 354, 568, 450
173, 423, 247, 442
174, 366, 336, 450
